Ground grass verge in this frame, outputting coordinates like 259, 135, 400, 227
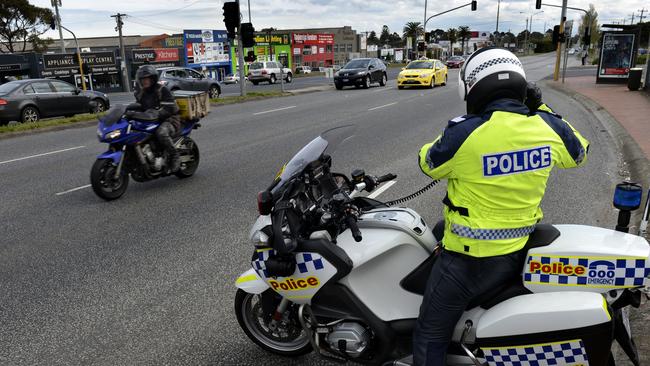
210, 90, 288, 105
0, 112, 105, 134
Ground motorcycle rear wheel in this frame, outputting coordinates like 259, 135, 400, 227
234, 289, 312, 357
175, 138, 200, 178
90, 159, 129, 200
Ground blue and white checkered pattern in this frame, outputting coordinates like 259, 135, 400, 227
296, 252, 324, 273
524, 255, 650, 288
251, 249, 276, 278
451, 224, 536, 240
483, 339, 589, 366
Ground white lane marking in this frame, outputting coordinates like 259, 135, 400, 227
0, 145, 86, 165
367, 102, 398, 111
252, 106, 296, 115
368, 181, 396, 199
55, 184, 92, 196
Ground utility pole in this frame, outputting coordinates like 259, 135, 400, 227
111, 13, 130, 92
630, 13, 635, 24
639, 8, 647, 23
553, 0, 568, 81
495, 0, 501, 46
52, 0, 65, 53
524, 18, 529, 56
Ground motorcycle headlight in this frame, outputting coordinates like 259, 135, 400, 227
97, 127, 103, 139
250, 229, 270, 247
106, 129, 122, 140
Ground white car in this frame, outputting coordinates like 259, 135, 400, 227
296, 66, 312, 74
248, 61, 293, 85
223, 73, 247, 84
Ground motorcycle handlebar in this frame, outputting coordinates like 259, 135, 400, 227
345, 215, 363, 242
376, 173, 397, 184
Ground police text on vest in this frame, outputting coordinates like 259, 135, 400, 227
483, 146, 551, 177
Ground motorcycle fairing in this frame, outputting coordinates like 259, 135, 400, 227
523, 225, 650, 293
482, 339, 590, 365
235, 268, 268, 294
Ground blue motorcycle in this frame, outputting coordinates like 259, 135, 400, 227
91, 104, 200, 200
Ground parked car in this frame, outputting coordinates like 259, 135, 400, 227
0, 79, 110, 124
332, 65, 341, 71
446, 56, 465, 68
248, 61, 293, 85
296, 66, 312, 74
397, 59, 448, 89
156, 67, 221, 98
333, 58, 387, 90
223, 73, 247, 84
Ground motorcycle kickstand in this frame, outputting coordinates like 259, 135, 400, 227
459, 321, 487, 366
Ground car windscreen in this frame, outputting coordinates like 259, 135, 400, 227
343, 59, 369, 69
250, 62, 264, 70
450, 57, 464, 61
0, 82, 21, 95
406, 61, 433, 69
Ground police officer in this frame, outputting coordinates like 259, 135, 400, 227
134, 65, 181, 172
413, 48, 589, 365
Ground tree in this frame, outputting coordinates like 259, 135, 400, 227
578, 4, 599, 47
432, 28, 446, 42
367, 31, 379, 45
447, 28, 458, 54
457, 26, 471, 54
0, 0, 54, 53
389, 32, 403, 48
529, 31, 544, 41
403, 21, 423, 41
379, 25, 391, 46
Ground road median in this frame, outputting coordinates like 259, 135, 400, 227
0, 113, 104, 139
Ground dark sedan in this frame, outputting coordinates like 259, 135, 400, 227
334, 58, 388, 90
0, 79, 110, 124
446, 56, 465, 68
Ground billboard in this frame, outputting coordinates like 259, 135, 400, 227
132, 48, 179, 64
598, 32, 635, 80
183, 29, 230, 67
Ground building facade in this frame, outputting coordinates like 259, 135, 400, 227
291, 33, 335, 68
183, 30, 231, 80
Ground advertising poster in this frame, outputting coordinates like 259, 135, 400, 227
598, 32, 635, 80
183, 29, 230, 67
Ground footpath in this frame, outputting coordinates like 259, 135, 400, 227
547, 66, 650, 366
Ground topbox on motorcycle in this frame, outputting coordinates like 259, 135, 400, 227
173, 90, 210, 122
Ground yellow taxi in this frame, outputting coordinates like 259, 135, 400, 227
397, 59, 448, 89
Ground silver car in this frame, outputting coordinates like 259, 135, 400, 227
157, 67, 221, 98
248, 61, 293, 85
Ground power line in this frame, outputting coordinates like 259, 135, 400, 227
124, 16, 184, 33
133, 0, 204, 18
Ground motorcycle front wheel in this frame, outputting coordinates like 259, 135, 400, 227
234, 289, 312, 357
90, 159, 129, 200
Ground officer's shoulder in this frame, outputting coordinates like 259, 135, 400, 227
446, 114, 481, 128
535, 107, 563, 120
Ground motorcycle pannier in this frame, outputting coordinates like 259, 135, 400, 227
476, 292, 613, 366
172, 90, 210, 122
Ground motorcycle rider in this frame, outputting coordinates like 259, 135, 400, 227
134, 65, 181, 172
413, 48, 590, 365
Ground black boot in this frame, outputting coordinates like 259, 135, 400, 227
168, 148, 180, 173
157, 122, 180, 173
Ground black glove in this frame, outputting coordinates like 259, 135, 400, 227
525, 82, 543, 113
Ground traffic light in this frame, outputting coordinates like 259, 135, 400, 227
582, 28, 590, 46
245, 50, 256, 62
471, 1, 477, 11
418, 42, 425, 52
222, 1, 239, 39
240, 22, 255, 48
82, 62, 90, 75
49, 16, 56, 30
551, 25, 566, 45
535, 0, 542, 9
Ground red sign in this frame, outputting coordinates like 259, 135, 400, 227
603, 68, 629, 75
154, 48, 178, 62
292, 33, 334, 45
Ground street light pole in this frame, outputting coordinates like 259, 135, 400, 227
59, 25, 86, 91
496, 0, 501, 45
52, 0, 65, 53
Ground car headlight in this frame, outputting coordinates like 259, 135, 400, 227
419, 73, 432, 78
357, 71, 366, 75
106, 129, 122, 140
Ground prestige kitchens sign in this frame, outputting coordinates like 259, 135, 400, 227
43, 52, 115, 70
132, 48, 180, 64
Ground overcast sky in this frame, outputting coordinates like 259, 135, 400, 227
33, 0, 649, 40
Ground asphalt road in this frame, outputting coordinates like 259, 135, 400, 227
0, 53, 625, 365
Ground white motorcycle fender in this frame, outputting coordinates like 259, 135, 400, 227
236, 268, 269, 294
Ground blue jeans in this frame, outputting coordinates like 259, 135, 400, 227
412, 249, 525, 366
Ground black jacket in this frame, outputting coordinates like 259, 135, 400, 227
134, 84, 180, 129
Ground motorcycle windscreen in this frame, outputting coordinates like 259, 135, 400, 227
251, 248, 338, 304
100, 105, 127, 126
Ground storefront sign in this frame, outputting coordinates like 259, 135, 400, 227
43, 52, 115, 70
132, 48, 180, 64
164, 36, 184, 48
598, 32, 636, 79
253, 34, 290, 45
183, 29, 230, 66
0, 64, 21, 72
292, 33, 334, 45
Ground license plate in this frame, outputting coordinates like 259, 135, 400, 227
343, 79, 349, 82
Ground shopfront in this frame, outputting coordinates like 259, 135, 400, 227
40, 51, 121, 92
231, 33, 292, 74
0, 53, 40, 82
129, 48, 182, 79
292, 33, 334, 69
183, 29, 231, 81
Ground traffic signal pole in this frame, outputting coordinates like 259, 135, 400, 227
553, 0, 568, 81
59, 24, 86, 91
236, 0, 246, 97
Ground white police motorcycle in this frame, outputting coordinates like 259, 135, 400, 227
234, 126, 650, 365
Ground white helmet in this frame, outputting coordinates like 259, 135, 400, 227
457, 48, 527, 114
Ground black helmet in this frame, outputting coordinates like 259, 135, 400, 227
136, 65, 158, 84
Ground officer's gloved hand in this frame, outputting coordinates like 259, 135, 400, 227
525, 82, 543, 113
